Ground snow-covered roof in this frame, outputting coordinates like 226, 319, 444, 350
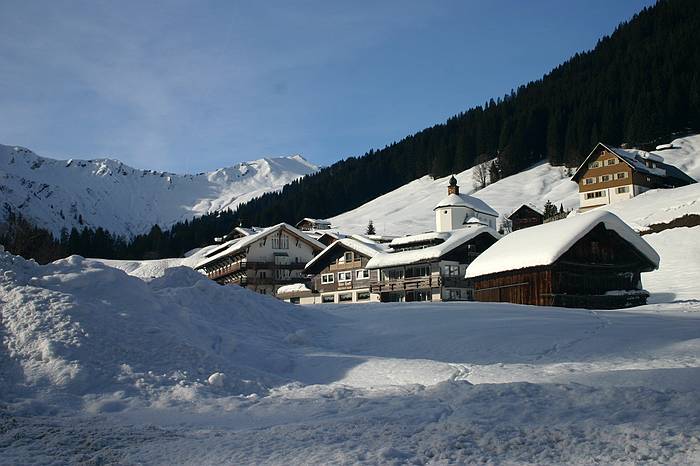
304, 238, 388, 273
572, 143, 667, 181
196, 223, 325, 269
296, 217, 331, 227
389, 231, 450, 248
465, 211, 660, 278
366, 225, 500, 269
433, 193, 499, 217
276, 283, 312, 295
509, 203, 544, 218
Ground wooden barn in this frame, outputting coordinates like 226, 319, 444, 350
465, 211, 660, 309
507, 204, 544, 231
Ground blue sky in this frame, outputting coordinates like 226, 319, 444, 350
0, 0, 655, 173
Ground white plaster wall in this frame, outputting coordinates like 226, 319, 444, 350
609, 184, 635, 204
246, 231, 318, 263
579, 189, 610, 209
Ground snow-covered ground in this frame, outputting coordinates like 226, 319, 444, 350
331, 134, 700, 235
2, 240, 700, 464
0, 144, 317, 237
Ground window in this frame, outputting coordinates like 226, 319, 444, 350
271, 234, 289, 249
338, 271, 352, 282
339, 293, 353, 302
356, 291, 370, 301
599, 175, 611, 182
584, 177, 595, 185
447, 289, 461, 300
258, 271, 267, 278
356, 269, 370, 280
588, 161, 601, 169
615, 172, 628, 180
405, 265, 430, 278
605, 158, 618, 166
274, 254, 289, 265
616, 186, 630, 194
382, 268, 404, 281
274, 269, 290, 280
585, 190, 606, 200
322, 294, 335, 303
259, 289, 267, 295
343, 251, 354, 263
321, 273, 334, 284
443, 265, 460, 277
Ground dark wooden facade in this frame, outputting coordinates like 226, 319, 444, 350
304, 241, 376, 303
370, 231, 498, 302
508, 205, 544, 231
472, 224, 656, 309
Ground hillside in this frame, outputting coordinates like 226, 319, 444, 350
223, 0, 700, 230
0, 144, 317, 237
332, 134, 700, 235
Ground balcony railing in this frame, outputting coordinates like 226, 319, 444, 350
207, 260, 305, 280
370, 276, 441, 293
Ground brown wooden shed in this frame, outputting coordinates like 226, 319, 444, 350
465, 211, 660, 309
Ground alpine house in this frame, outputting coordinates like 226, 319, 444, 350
195, 223, 324, 296
465, 210, 660, 309
365, 178, 500, 302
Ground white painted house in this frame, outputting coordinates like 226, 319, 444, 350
195, 223, 324, 296
434, 176, 499, 231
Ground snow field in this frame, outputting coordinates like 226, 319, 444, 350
2, 246, 700, 463
331, 134, 700, 235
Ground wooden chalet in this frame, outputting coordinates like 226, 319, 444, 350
195, 223, 324, 296
572, 142, 695, 211
302, 237, 387, 304
366, 222, 500, 302
295, 218, 332, 232
507, 204, 544, 231
465, 211, 660, 309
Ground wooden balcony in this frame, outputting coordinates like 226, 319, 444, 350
208, 261, 245, 280
207, 260, 306, 281
370, 276, 442, 293
329, 260, 363, 272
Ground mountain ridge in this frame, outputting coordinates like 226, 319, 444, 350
0, 144, 317, 237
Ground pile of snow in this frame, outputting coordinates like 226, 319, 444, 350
0, 144, 317, 237
0, 250, 311, 411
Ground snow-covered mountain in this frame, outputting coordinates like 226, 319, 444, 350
0, 144, 318, 237
331, 134, 700, 235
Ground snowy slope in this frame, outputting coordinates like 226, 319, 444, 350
0, 144, 317, 237
2, 247, 700, 464
331, 134, 700, 235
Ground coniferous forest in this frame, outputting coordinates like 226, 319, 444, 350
3, 0, 699, 262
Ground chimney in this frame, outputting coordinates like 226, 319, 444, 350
447, 175, 459, 195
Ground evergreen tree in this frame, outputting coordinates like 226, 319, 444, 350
543, 200, 558, 219
366, 220, 376, 235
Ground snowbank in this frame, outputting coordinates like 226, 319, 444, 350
0, 250, 310, 410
